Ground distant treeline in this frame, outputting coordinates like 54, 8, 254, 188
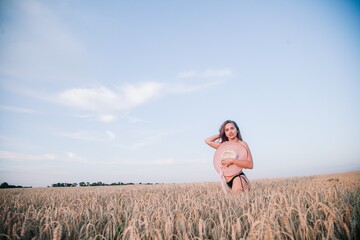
50, 181, 158, 187
0, 182, 32, 189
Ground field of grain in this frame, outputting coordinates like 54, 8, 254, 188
1, 171, 359, 240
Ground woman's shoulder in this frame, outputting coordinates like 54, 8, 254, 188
238, 140, 249, 147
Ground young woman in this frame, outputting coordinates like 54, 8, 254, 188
205, 120, 253, 193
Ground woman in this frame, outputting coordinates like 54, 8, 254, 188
205, 120, 253, 193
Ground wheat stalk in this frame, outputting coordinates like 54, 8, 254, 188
52, 224, 62, 240
0, 172, 359, 239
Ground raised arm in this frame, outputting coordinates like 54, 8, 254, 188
205, 134, 221, 149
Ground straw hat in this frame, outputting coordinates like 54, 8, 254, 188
213, 141, 247, 176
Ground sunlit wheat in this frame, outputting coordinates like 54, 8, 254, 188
0, 171, 359, 239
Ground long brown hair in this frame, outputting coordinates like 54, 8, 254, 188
219, 120, 243, 142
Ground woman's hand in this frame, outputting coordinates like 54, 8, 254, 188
221, 158, 234, 167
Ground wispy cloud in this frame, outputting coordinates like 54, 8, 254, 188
105, 158, 207, 166
120, 129, 179, 150
105, 131, 116, 140
57, 79, 223, 115
125, 136, 160, 150
58, 87, 119, 112
177, 69, 233, 78
0, 150, 56, 161
63, 152, 176, 166
59, 130, 116, 141
72, 113, 118, 123
0, 105, 38, 114
65, 152, 88, 163
125, 159, 177, 166
58, 82, 164, 113
99, 114, 117, 122
169, 80, 224, 93
121, 82, 164, 108
106, 158, 178, 166
3, 77, 224, 124
122, 112, 145, 124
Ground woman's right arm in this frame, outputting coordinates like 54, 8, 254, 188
205, 134, 221, 149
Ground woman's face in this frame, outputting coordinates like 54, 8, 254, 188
224, 122, 238, 140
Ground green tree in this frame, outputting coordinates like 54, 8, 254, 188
0, 182, 9, 188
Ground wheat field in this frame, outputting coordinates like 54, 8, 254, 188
1, 171, 359, 240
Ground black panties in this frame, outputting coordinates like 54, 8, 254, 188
226, 172, 246, 189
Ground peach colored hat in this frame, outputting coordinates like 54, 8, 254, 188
213, 141, 247, 176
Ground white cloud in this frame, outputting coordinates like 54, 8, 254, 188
71, 113, 117, 123
177, 69, 233, 78
106, 158, 178, 166
64, 152, 175, 166
127, 138, 158, 150
59, 130, 116, 141
122, 113, 145, 124
169, 80, 224, 93
0, 105, 38, 114
177, 71, 197, 78
0, 150, 56, 161
116, 136, 160, 150
58, 82, 164, 113
99, 114, 117, 122
105, 131, 116, 140
129, 159, 177, 166
57, 80, 223, 115
203, 69, 233, 78
58, 87, 119, 112
65, 152, 88, 163
3, 79, 223, 124
104, 158, 207, 166
121, 82, 164, 107
121, 129, 175, 150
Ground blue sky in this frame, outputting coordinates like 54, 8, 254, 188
0, 0, 359, 187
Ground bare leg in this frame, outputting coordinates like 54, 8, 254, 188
231, 176, 250, 193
